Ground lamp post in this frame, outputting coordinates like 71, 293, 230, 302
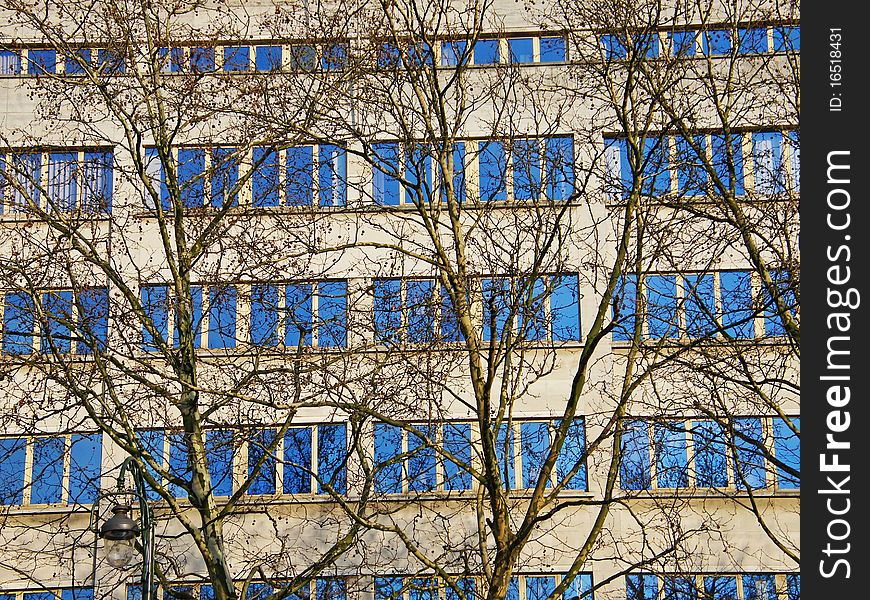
91, 457, 156, 600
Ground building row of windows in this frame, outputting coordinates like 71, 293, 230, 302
604, 131, 800, 200
0, 433, 102, 506
613, 270, 796, 341
600, 25, 799, 60
619, 417, 800, 491
0, 151, 113, 214
0, 589, 93, 600
625, 573, 799, 600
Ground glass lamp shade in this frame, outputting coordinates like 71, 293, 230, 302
105, 537, 136, 568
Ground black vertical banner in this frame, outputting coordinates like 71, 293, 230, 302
803, 3, 868, 597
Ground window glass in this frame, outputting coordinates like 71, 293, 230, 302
0, 438, 25, 505
669, 31, 696, 56
406, 279, 435, 343
445, 578, 476, 600
508, 38, 534, 63
250, 284, 280, 346
654, 422, 688, 488
545, 136, 574, 200
495, 424, 516, 490
11, 152, 42, 211
252, 147, 279, 207
77, 288, 109, 356
373, 142, 401, 206
440, 142, 466, 204
479, 140, 507, 201
97, 49, 125, 74
316, 579, 347, 600
322, 44, 348, 70
317, 423, 346, 493
28, 49, 56, 74
318, 144, 346, 206
612, 274, 638, 341
285, 283, 313, 346
752, 132, 784, 195
482, 277, 510, 341
0, 49, 22, 75
208, 286, 237, 348
374, 423, 402, 493
786, 575, 800, 600
178, 148, 205, 208
42, 290, 73, 354
674, 135, 708, 196
640, 137, 670, 196
518, 276, 547, 341
742, 575, 776, 600
4, 291, 35, 354
773, 417, 800, 489
407, 425, 436, 492
255, 46, 282, 71
526, 576, 556, 600
645, 274, 678, 338
283, 427, 312, 493
733, 417, 766, 489
633, 33, 659, 58
600, 34, 627, 59
30, 436, 65, 503
557, 418, 587, 490
190, 47, 215, 72
662, 576, 696, 600
604, 137, 631, 200
473, 39, 499, 64
513, 139, 541, 201
82, 151, 113, 213
786, 131, 800, 192
443, 423, 472, 491
211, 147, 239, 208
551, 274, 580, 341
289, 45, 317, 70
405, 144, 432, 204
520, 422, 550, 489
563, 574, 593, 600
375, 577, 403, 600
711, 133, 745, 195
141, 285, 169, 351
47, 152, 78, 211
702, 30, 732, 55
692, 420, 728, 487
773, 26, 800, 52
683, 274, 716, 337
223, 46, 249, 71
317, 281, 347, 347
172, 286, 202, 349
620, 420, 650, 490
407, 42, 434, 67
763, 269, 796, 337
703, 576, 738, 600
69, 433, 102, 504
720, 271, 754, 338
738, 28, 768, 54
374, 279, 402, 344
286, 146, 313, 206
441, 40, 468, 66
206, 429, 233, 496
540, 37, 566, 62
247, 428, 277, 495
168, 432, 190, 498
626, 575, 658, 600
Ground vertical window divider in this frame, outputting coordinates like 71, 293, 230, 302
434, 424, 444, 491
311, 146, 321, 207
401, 425, 409, 494
685, 419, 697, 488
236, 284, 249, 349
310, 423, 319, 494
504, 142, 515, 202
276, 148, 286, 206
532, 37, 541, 63
22, 437, 34, 505
277, 282, 287, 349
274, 429, 285, 496
766, 28, 775, 54
713, 271, 723, 338
239, 148, 252, 207
675, 273, 686, 338
645, 419, 658, 490
311, 282, 320, 348
466, 140, 480, 202
198, 285, 208, 349
750, 271, 761, 338
203, 149, 213, 207
511, 422, 521, 490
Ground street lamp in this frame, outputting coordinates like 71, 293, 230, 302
90, 457, 156, 600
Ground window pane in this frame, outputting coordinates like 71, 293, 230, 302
508, 38, 534, 63
248, 428, 277, 495
703, 576, 737, 600
445, 578, 476, 600
289, 45, 316, 71
69, 433, 102, 504
42, 290, 73, 354
733, 417, 766, 489
473, 39, 499, 64
711, 133, 745, 196
173, 286, 202, 349
211, 147, 239, 208
720, 271, 754, 338
285, 283, 313, 347
763, 269, 796, 337
0, 49, 22, 75
551, 274, 580, 341
407, 42, 434, 68
495, 424, 515, 490
208, 286, 237, 348
317, 281, 347, 347
206, 429, 234, 497
408, 425, 436, 492
613, 274, 637, 341
703, 30, 732, 55
78, 287, 109, 354
318, 144, 346, 206
440, 142, 466, 204
440, 284, 466, 343
601, 34, 627, 59
286, 146, 314, 206
563, 574, 593, 600
752, 132, 784, 195
786, 131, 799, 192
82, 151, 113, 213
604, 137, 630, 200
0, 438, 25, 505
620, 420, 651, 490
738, 28, 768, 54
178, 148, 205, 208
316, 579, 346, 600
692, 420, 728, 487
28, 49, 56, 74
48, 151, 78, 212
557, 418, 587, 490
190, 47, 215, 72
683, 274, 716, 337
441, 40, 468, 66
4, 291, 35, 355
662, 576, 695, 600
373, 142, 400, 205
482, 277, 510, 342
646, 274, 678, 338
284, 427, 312, 494
255, 46, 282, 71
250, 284, 280, 346
520, 422, 550, 489
634, 33, 658, 58
669, 31, 696, 56
406, 279, 435, 343
518, 277, 546, 341
375, 577, 404, 600
640, 137, 669, 196
97, 49, 125, 74
168, 432, 190, 498
513, 139, 541, 201
144, 148, 169, 210
773, 417, 800, 489
540, 37, 566, 62
223, 46, 249, 71
654, 422, 688, 488
479, 140, 507, 201
374, 423, 403, 493
405, 144, 432, 204
773, 26, 800, 52
546, 135, 574, 200
252, 147, 279, 207
786, 575, 800, 600
742, 575, 776, 600
443, 423, 472, 491
322, 44, 348, 70
674, 135, 708, 196
317, 423, 346, 494
526, 576, 556, 600
11, 152, 42, 211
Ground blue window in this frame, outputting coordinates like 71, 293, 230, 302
479, 140, 507, 201
526, 576, 555, 600
439, 142, 466, 204
620, 420, 651, 490
283, 427, 312, 493
445, 578, 476, 600
375, 577, 403, 600
720, 271, 754, 338
521, 422, 550, 489
316, 579, 347, 600
441, 40, 468, 66
405, 144, 432, 204
613, 274, 638, 341
0, 438, 25, 505
223, 46, 249, 71
508, 38, 534, 63
322, 44, 348, 70
752, 132, 784, 195
600, 34, 627, 60
443, 423, 472, 491
545, 136, 574, 201
30, 436, 65, 503
604, 137, 631, 200
482, 277, 510, 341
286, 146, 313, 206
669, 31, 696, 56
248, 428, 277, 495
711, 133, 745, 195
564, 574, 593, 600
317, 423, 347, 494
634, 33, 659, 58
773, 26, 800, 52
406, 279, 435, 343
178, 148, 205, 208
77, 288, 109, 355
738, 28, 768, 54
65, 48, 91, 75
70, 433, 102, 504
557, 418, 587, 490
733, 417, 766, 489
473, 39, 499, 64
374, 423, 403, 493
28, 49, 56, 74
786, 575, 800, 600
172, 286, 202, 349
189, 47, 215, 72
645, 274, 678, 338
654, 422, 688, 488
407, 426, 436, 492
373, 142, 401, 205
211, 147, 239, 208
97, 49, 125, 74
42, 290, 73, 354
318, 144, 346, 206
703, 576, 737, 600
702, 30, 732, 55
10, 152, 42, 210
47, 152, 77, 212
407, 42, 434, 67
317, 281, 347, 347
518, 277, 546, 341
763, 269, 796, 337
255, 46, 282, 71
626, 574, 658, 600
208, 286, 237, 348
495, 424, 515, 490
82, 151, 113, 213
144, 148, 170, 211
0, 49, 22, 75
168, 432, 190, 497
250, 284, 280, 346
513, 139, 541, 201
773, 417, 800, 489
674, 135, 707, 196
683, 274, 716, 337
206, 429, 234, 496
289, 45, 317, 70
786, 131, 799, 192
285, 283, 313, 347
4, 291, 34, 354
662, 576, 696, 600
692, 420, 728, 487
252, 147, 279, 207
540, 37, 566, 62
640, 137, 670, 196
742, 575, 776, 600
440, 284, 465, 343
157, 47, 184, 73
